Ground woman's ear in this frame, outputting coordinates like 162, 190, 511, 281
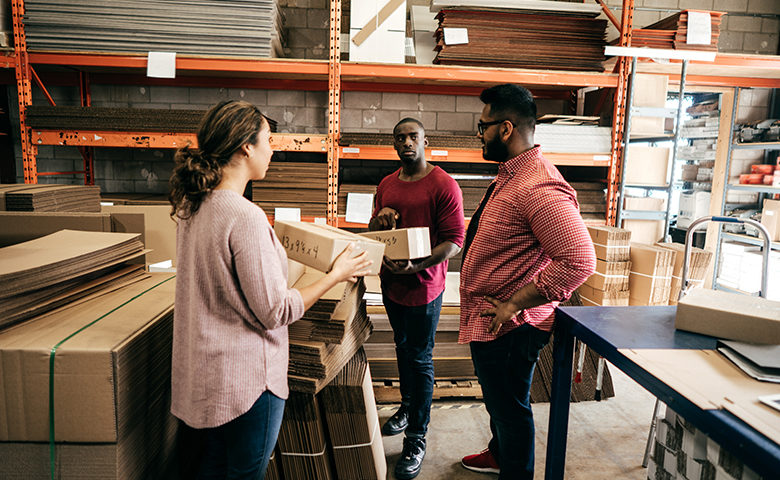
239, 141, 254, 159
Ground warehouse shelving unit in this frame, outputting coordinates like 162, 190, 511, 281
4, 0, 780, 227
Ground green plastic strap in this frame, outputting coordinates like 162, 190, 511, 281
48, 275, 175, 480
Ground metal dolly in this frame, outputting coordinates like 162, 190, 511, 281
642, 215, 773, 467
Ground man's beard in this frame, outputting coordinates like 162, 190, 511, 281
482, 135, 509, 162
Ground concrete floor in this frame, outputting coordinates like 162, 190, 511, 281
379, 364, 656, 480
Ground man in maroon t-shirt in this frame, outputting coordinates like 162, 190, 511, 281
369, 118, 465, 480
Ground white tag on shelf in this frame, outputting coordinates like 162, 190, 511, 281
345, 193, 374, 224
405, 37, 416, 57
686, 12, 711, 45
431, 150, 449, 156
147, 51, 176, 78
443, 28, 468, 45
314, 217, 327, 225
275, 207, 301, 222
342, 147, 361, 154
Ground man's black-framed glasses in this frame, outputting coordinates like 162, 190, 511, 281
477, 119, 507, 135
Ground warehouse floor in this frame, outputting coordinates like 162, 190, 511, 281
379, 364, 656, 479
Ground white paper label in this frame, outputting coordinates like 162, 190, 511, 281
275, 208, 301, 222
314, 217, 327, 225
431, 150, 448, 156
686, 12, 711, 45
342, 147, 361, 154
345, 192, 374, 224
405, 37, 415, 57
443, 28, 468, 45
146, 51, 176, 78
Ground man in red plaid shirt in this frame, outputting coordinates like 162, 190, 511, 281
459, 84, 596, 479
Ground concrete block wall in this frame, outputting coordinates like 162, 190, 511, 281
602, 0, 780, 54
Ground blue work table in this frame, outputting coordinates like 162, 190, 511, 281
544, 305, 780, 479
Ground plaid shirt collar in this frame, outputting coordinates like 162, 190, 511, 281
498, 145, 542, 176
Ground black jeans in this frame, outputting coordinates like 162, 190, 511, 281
383, 292, 443, 439
470, 323, 551, 480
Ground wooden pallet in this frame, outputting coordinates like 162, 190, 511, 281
373, 379, 482, 404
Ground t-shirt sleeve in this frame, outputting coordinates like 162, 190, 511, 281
230, 211, 305, 330
436, 175, 466, 247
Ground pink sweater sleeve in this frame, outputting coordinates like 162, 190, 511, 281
231, 212, 304, 330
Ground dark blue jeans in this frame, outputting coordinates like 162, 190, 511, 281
197, 390, 286, 480
470, 323, 551, 480
383, 292, 443, 439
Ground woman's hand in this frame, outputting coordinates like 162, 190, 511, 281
330, 243, 373, 283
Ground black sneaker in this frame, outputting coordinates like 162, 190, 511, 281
381, 405, 408, 436
395, 437, 426, 479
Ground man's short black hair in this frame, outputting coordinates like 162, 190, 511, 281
394, 117, 425, 134
479, 84, 536, 130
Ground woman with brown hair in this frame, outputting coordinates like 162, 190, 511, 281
168, 100, 372, 479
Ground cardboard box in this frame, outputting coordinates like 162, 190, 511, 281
0, 274, 176, 442
623, 219, 666, 244
623, 146, 670, 187
274, 220, 385, 275
655, 242, 712, 305
359, 227, 431, 260
583, 259, 630, 291
761, 199, 780, 242
675, 288, 780, 344
0, 211, 145, 248
578, 283, 629, 306
629, 243, 676, 305
102, 205, 177, 265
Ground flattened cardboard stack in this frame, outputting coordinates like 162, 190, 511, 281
655, 242, 713, 305
0, 183, 101, 212
319, 349, 386, 480
278, 392, 333, 480
629, 243, 677, 306
0, 230, 148, 329
0, 274, 177, 480
580, 226, 631, 306
433, 8, 607, 71
631, 10, 724, 51
252, 162, 328, 216
0, 210, 145, 248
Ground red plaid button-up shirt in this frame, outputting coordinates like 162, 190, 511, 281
459, 146, 596, 343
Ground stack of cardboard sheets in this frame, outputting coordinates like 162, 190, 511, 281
0, 273, 177, 480
23, 0, 285, 57
287, 262, 374, 394
0, 184, 101, 212
277, 392, 333, 480
629, 243, 677, 306
631, 10, 724, 51
252, 162, 328, 217
433, 8, 607, 71
655, 242, 713, 305
0, 230, 148, 329
579, 226, 632, 306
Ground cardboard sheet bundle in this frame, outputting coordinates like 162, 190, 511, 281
579, 226, 631, 306
253, 162, 329, 217
23, 0, 285, 57
0, 183, 101, 212
570, 181, 607, 222
277, 392, 334, 480
629, 243, 677, 306
0, 230, 148, 329
655, 242, 712, 305
631, 10, 724, 51
433, 8, 607, 71
319, 348, 387, 480
0, 274, 177, 479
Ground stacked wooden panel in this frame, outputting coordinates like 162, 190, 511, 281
252, 162, 328, 217
579, 226, 632, 306
631, 10, 724, 51
433, 9, 607, 71
0, 230, 148, 329
23, 0, 284, 57
655, 242, 713, 305
287, 265, 373, 394
629, 243, 677, 306
0, 184, 101, 212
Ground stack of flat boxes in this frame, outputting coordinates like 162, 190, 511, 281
579, 226, 631, 306
629, 243, 676, 306
648, 407, 762, 480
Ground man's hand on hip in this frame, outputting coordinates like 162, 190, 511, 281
480, 296, 523, 335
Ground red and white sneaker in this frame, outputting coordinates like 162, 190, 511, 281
461, 448, 500, 474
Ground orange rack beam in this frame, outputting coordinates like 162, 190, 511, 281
339, 145, 611, 167
31, 131, 328, 152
